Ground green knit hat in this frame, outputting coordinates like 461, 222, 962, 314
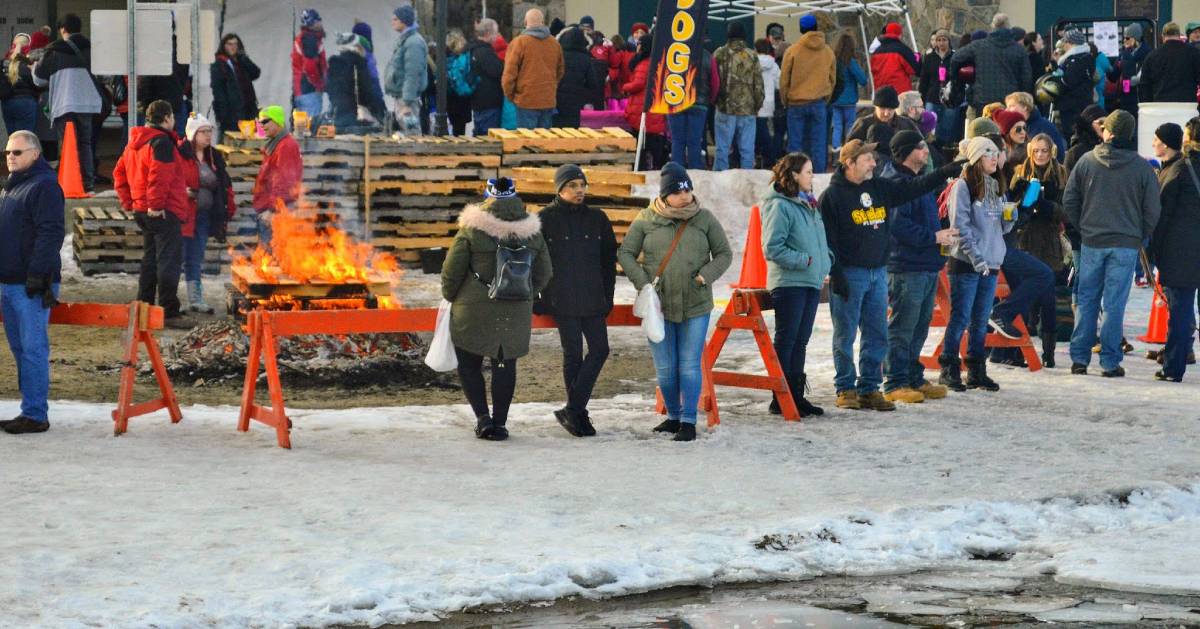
258, 105, 286, 128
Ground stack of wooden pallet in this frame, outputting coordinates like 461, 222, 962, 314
490, 127, 636, 170
499, 167, 649, 243
363, 135, 501, 263
297, 136, 367, 231
72, 205, 230, 275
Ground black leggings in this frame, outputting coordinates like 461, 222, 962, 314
455, 347, 517, 424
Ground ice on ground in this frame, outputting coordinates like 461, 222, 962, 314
1051, 520, 1200, 595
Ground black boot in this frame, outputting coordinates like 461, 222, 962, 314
491, 416, 509, 441
555, 407, 584, 437
938, 355, 966, 392
768, 393, 782, 415
1041, 336, 1056, 368
578, 409, 596, 437
965, 356, 1000, 391
793, 373, 824, 416
653, 418, 680, 433
672, 422, 697, 441
474, 414, 496, 440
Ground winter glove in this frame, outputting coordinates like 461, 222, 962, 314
830, 268, 849, 300
532, 298, 550, 316
972, 259, 991, 275
25, 275, 58, 310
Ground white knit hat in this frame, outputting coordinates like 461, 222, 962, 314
185, 113, 214, 142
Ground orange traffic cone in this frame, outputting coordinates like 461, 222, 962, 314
1138, 283, 1169, 344
57, 120, 90, 199
731, 205, 767, 289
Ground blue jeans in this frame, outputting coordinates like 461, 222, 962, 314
473, 107, 501, 136
885, 271, 938, 391
830, 104, 857, 150
1163, 286, 1200, 380
993, 247, 1054, 326
713, 111, 755, 170
255, 212, 273, 253
516, 107, 554, 129
2, 283, 59, 422
942, 270, 999, 360
668, 106, 707, 169
829, 266, 888, 394
294, 91, 323, 123
183, 206, 211, 282
786, 101, 828, 172
649, 312, 711, 424
2, 96, 38, 134
771, 286, 820, 381
1070, 246, 1138, 370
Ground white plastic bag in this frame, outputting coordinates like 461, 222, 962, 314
424, 299, 458, 372
633, 282, 666, 343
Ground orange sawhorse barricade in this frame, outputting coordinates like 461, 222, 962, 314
239, 305, 641, 448
1, 301, 182, 434
697, 289, 800, 427
919, 270, 1042, 371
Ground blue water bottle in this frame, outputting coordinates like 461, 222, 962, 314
1021, 178, 1041, 208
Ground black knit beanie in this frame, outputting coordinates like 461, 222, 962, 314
554, 164, 587, 193
659, 162, 693, 199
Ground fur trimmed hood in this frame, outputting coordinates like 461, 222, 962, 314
457, 203, 542, 240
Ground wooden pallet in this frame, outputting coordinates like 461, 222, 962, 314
74, 206, 137, 233
230, 264, 392, 299
502, 167, 646, 185
366, 153, 500, 169
304, 153, 365, 168
370, 135, 502, 156
368, 208, 463, 222
371, 236, 456, 250
499, 151, 636, 168
367, 167, 492, 182
489, 127, 636, 153
369, 221, 458, 238
79, 261, 228, 276
366, 180, 487, 195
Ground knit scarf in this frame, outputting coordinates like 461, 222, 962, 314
652, 196, 701, 221
265, 130, 290, 155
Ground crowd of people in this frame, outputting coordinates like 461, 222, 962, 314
3, 9, 1200, 439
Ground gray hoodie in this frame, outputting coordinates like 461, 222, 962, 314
947, 176, 1013, 272
1063, 143, 1162, 250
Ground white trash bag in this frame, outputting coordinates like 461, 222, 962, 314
633, 281, 666, 343
424, 299, 458, 372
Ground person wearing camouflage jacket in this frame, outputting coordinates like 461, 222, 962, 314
713, 23, 765, 170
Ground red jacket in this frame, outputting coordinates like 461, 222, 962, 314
252, 133, 303, 212
609, 49, 634, 99
492, 35, 508, 62
113, 126, 194, 236
292, 27, 327, 96
178, 140, 237, 223
870, 36, 920, 96
623, 58, 666, 135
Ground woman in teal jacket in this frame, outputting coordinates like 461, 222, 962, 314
760, 152, 832, 416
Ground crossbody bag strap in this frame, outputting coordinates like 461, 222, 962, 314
1183, 156, 1200, 200
652, 220, 690, 284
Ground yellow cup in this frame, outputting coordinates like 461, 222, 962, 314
1002, 202, 1016, 221
292, 110, 310, 136
237, 120, 257, 139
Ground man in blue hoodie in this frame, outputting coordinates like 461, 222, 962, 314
881, 131, 958, 404
0, 130, 65, 435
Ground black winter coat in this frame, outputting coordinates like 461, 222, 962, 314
1151, 154, 1200, 289
556, 29, 600, 117
917, 48, 952, 105
1139, 39, 1200, 104
466, 40, 504, 111
210, 53, 261, 134
1, 58, 39, 100
326, 50, 387, 128
537, 197, 617, 317
1056, 48, 1095, 116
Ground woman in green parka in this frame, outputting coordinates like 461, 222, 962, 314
441, 178, 552, 441
617, 163, 733, 442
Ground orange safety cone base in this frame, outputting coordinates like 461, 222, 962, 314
1137, 289, 1169, 344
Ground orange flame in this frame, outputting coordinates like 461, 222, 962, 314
647, 62, 698, 115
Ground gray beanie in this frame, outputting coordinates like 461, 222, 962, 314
554, 164, 587, 193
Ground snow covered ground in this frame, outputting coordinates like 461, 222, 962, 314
12, 172, 1195, 626
3, 282, 1198, 627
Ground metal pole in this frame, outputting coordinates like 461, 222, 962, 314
481, 0, 487, 20
857, 10, 874, 100
634, 112, 647, 172
901, 0, 920, 54
433, 0, 449, 136
191, 1, 200, 121
128, 0, 138, 140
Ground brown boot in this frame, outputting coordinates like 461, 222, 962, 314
835, 390, 861, 410
859, 391, 897, 412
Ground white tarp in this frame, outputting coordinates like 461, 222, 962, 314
193, 0, 409, 124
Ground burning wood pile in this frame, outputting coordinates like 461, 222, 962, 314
227, 200, 400, 315
157, 319, 452, 388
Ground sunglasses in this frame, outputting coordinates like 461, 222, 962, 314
1012, 125, 1027, 132
258, 119, 273, 126
3, 149, 32, 156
